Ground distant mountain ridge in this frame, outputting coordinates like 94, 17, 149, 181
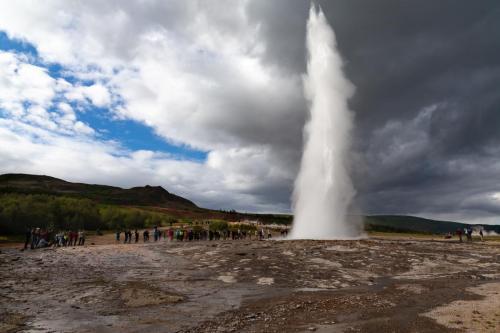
1, 173, 499, 235
363, 215, 500, 234
0, 173, 198, 209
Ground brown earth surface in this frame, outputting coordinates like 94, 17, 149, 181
0, 236, 499, 333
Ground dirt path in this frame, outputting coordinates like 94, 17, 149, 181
1, 238, 499, 332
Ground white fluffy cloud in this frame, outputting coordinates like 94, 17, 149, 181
65, 83, 111, 108
0, 117, 288, 212
0, 0, 304, 212
0, 52, 55, 114
0, 51, 98, 135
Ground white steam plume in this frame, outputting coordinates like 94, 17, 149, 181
290, 5, 362, 239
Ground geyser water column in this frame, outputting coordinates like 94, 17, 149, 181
290, 5, 361, 239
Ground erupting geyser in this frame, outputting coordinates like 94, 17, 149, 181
290, 5, 361, 239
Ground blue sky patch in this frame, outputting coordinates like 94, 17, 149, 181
78, 107, 208, 161
0, 31, 38, 57
0, 30, 208, 162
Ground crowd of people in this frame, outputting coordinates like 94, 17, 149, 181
115, 225, 276, 244
24, 228, 86, 249
21, 224, 287, 250
24, 225, 485, 250
454, 226, 484, 242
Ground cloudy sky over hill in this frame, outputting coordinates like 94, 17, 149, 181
0, 0, 499, 223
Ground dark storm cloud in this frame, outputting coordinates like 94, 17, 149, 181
248, 0, 500, 222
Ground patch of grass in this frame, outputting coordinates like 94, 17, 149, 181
0, 234, 24, 243
484, 235, 500, 242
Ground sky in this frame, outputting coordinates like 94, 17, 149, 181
0, 0, 499, 224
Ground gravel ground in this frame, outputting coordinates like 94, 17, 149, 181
0, 237, 499, 332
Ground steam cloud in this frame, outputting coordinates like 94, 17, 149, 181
290, 5, 362, 239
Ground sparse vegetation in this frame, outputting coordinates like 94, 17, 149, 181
0, 193, 175, 234
208, 220, 229, 232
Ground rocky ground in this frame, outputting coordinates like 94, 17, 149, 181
0, 236, 499, 332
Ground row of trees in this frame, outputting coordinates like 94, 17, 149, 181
0, 194, 176, 234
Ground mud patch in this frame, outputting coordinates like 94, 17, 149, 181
422, 282, 500, 332
396, 283, 428, 294
0, 312, 27, 333
121, 287, 184, 307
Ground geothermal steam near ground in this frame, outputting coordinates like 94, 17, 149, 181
291, 6, 361, 239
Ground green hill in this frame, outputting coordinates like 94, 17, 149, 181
0, 173, 198, 209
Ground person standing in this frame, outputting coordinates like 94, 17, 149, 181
467, 227, 473, 242
30, 228, 36, 249
134, 229, 139, 243
456, 228, 463, 242
34, 228, 41, 248
24, 227, 31, 250
57, 232, 64, 247
78, 230, 85, 246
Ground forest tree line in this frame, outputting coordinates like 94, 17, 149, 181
0, 193, 177, 234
